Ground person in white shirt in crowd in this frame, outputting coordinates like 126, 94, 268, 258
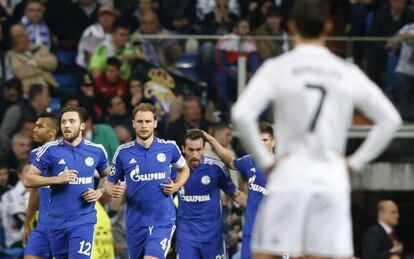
21, 0, 51, 49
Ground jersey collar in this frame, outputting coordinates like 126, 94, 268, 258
134, 137, 157, 151
62, 138, 86, 149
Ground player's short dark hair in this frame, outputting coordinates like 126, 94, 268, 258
39, 112, 59, 133
28, 84, 46, 101
60, 105, 88, 123
290, 0, 329, 38
113, 22, 131, 33
184, 129, 205, 146
4, 78, 23, 94
132, 103, 157, 120
107, 57, 121, 69
259, 121, 274, 138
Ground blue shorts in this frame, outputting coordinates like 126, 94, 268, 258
176, 238, 226, 259
241, 235, 251, 259
126, 225, 175, 259
48, 224, 95, 259
24, 227, 52, 258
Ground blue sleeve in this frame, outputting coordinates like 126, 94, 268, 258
217, 164, 236, 196
233, 155, 252, 181
171, 142, 186, 169
96, 146, 110, 175
32, 148, 51, 176
107, 151, 124, 183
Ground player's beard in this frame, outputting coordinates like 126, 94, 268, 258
188, 158, 200, 169
64, 127, 81, 143
137, 130, 152, 141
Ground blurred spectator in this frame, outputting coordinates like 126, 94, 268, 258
157, 0, 196, 33
196, 0, 240, 20
76, 4, 118, 68
7, 24, 58, 95
165, 95, 209, 147
89, 23, 144, 79
61, 94, 80, 108
0, 78, 22, 122
198, 0, 239, 35
252, 6, 288, 62
21, 0, 51, 49
126, 78, 145, 109
362, 200, 403, 259
65, 0, 100, 44
0, 84, 49, 138
0, 24, 14, 87
7, 132, 31, 186
78, 72, 104, 122
126, 0, 156, 32
215, 18, 259, 121
0, 161, 10, 197
105, 95, 134, 135
204, 122, 234, 160
0, 0, 22, 16
114, 125, 132, 144
95, 57, 127, 98
392, 23, 414, 121
84, 116, 120, 162
367, 0, 414, 89
132, 11, 182, 68
19, 119, 35, 138
248, 0, 274, 30
0, 158, 29, 248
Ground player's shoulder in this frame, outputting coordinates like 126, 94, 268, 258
155, 138, 180, 151
113, 141, 135, 158
34, 139, 63, 158
235, 154, 253, 164
202, 156, 229, 173
84, 140, 109, 158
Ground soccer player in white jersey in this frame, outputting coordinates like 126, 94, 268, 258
231, 0, 403, 258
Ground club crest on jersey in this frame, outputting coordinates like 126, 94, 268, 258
130, 165, 140, 181
109, 165, 116, 176
157, 153, 166, 162
85, 157, 94, 167
201, 175, 211, 185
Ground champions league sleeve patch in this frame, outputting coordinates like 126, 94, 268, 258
109, 165, 116, 176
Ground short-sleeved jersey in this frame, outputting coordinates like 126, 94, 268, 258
232, 44, 402, 173
32, 139, 109, 230
29, 147, 51, 230
108, 138, 186, 227
176, 156, 236, 242
233, 155, 267, 238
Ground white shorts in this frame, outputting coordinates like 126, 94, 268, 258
251, 155, 354, 258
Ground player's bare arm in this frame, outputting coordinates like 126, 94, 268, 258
82, 168, 109, 203
232, 190, 247, 207
161, 163, 190, 195
105, 180, 126, 199
22, 188, 40, 246
202, 130, 236, 169
24, 165, 78, 188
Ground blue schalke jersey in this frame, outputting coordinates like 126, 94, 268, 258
233, 155, 268, 238
29, 147, 51, 229
32, 139, 109, 230
176, 156, 236, 242
108, 137, 186, 227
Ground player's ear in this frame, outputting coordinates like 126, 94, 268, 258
323, 19, 334, 36
80, 122, 86, 131
154, 119, 157, 129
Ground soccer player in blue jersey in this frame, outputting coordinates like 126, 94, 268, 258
105, 103, 190, 259
23, 113, 59, 259
203, 122, 275, 259
24, 106, 110, 259
176, 129, 247, 259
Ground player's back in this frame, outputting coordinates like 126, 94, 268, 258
261, 45, 387, 160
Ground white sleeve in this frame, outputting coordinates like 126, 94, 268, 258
348, 67, 402, 172
231, 61, 277, 169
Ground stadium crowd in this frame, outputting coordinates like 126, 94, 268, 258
0, 0, 412, 258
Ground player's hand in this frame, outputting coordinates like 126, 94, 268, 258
82, 188, 103, 203
161, 178, 179, 195
201, 130, 213, 142
109, 181, 126, 199
22, 225, 31, 247
344, 158, 354, 176
56, 169, 78, 184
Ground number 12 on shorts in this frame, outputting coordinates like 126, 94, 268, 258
78, 240, 92, 256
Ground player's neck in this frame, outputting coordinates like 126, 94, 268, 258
136, 135, 154, 149
294, 35, 325, 47
65, 135, 83, 147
